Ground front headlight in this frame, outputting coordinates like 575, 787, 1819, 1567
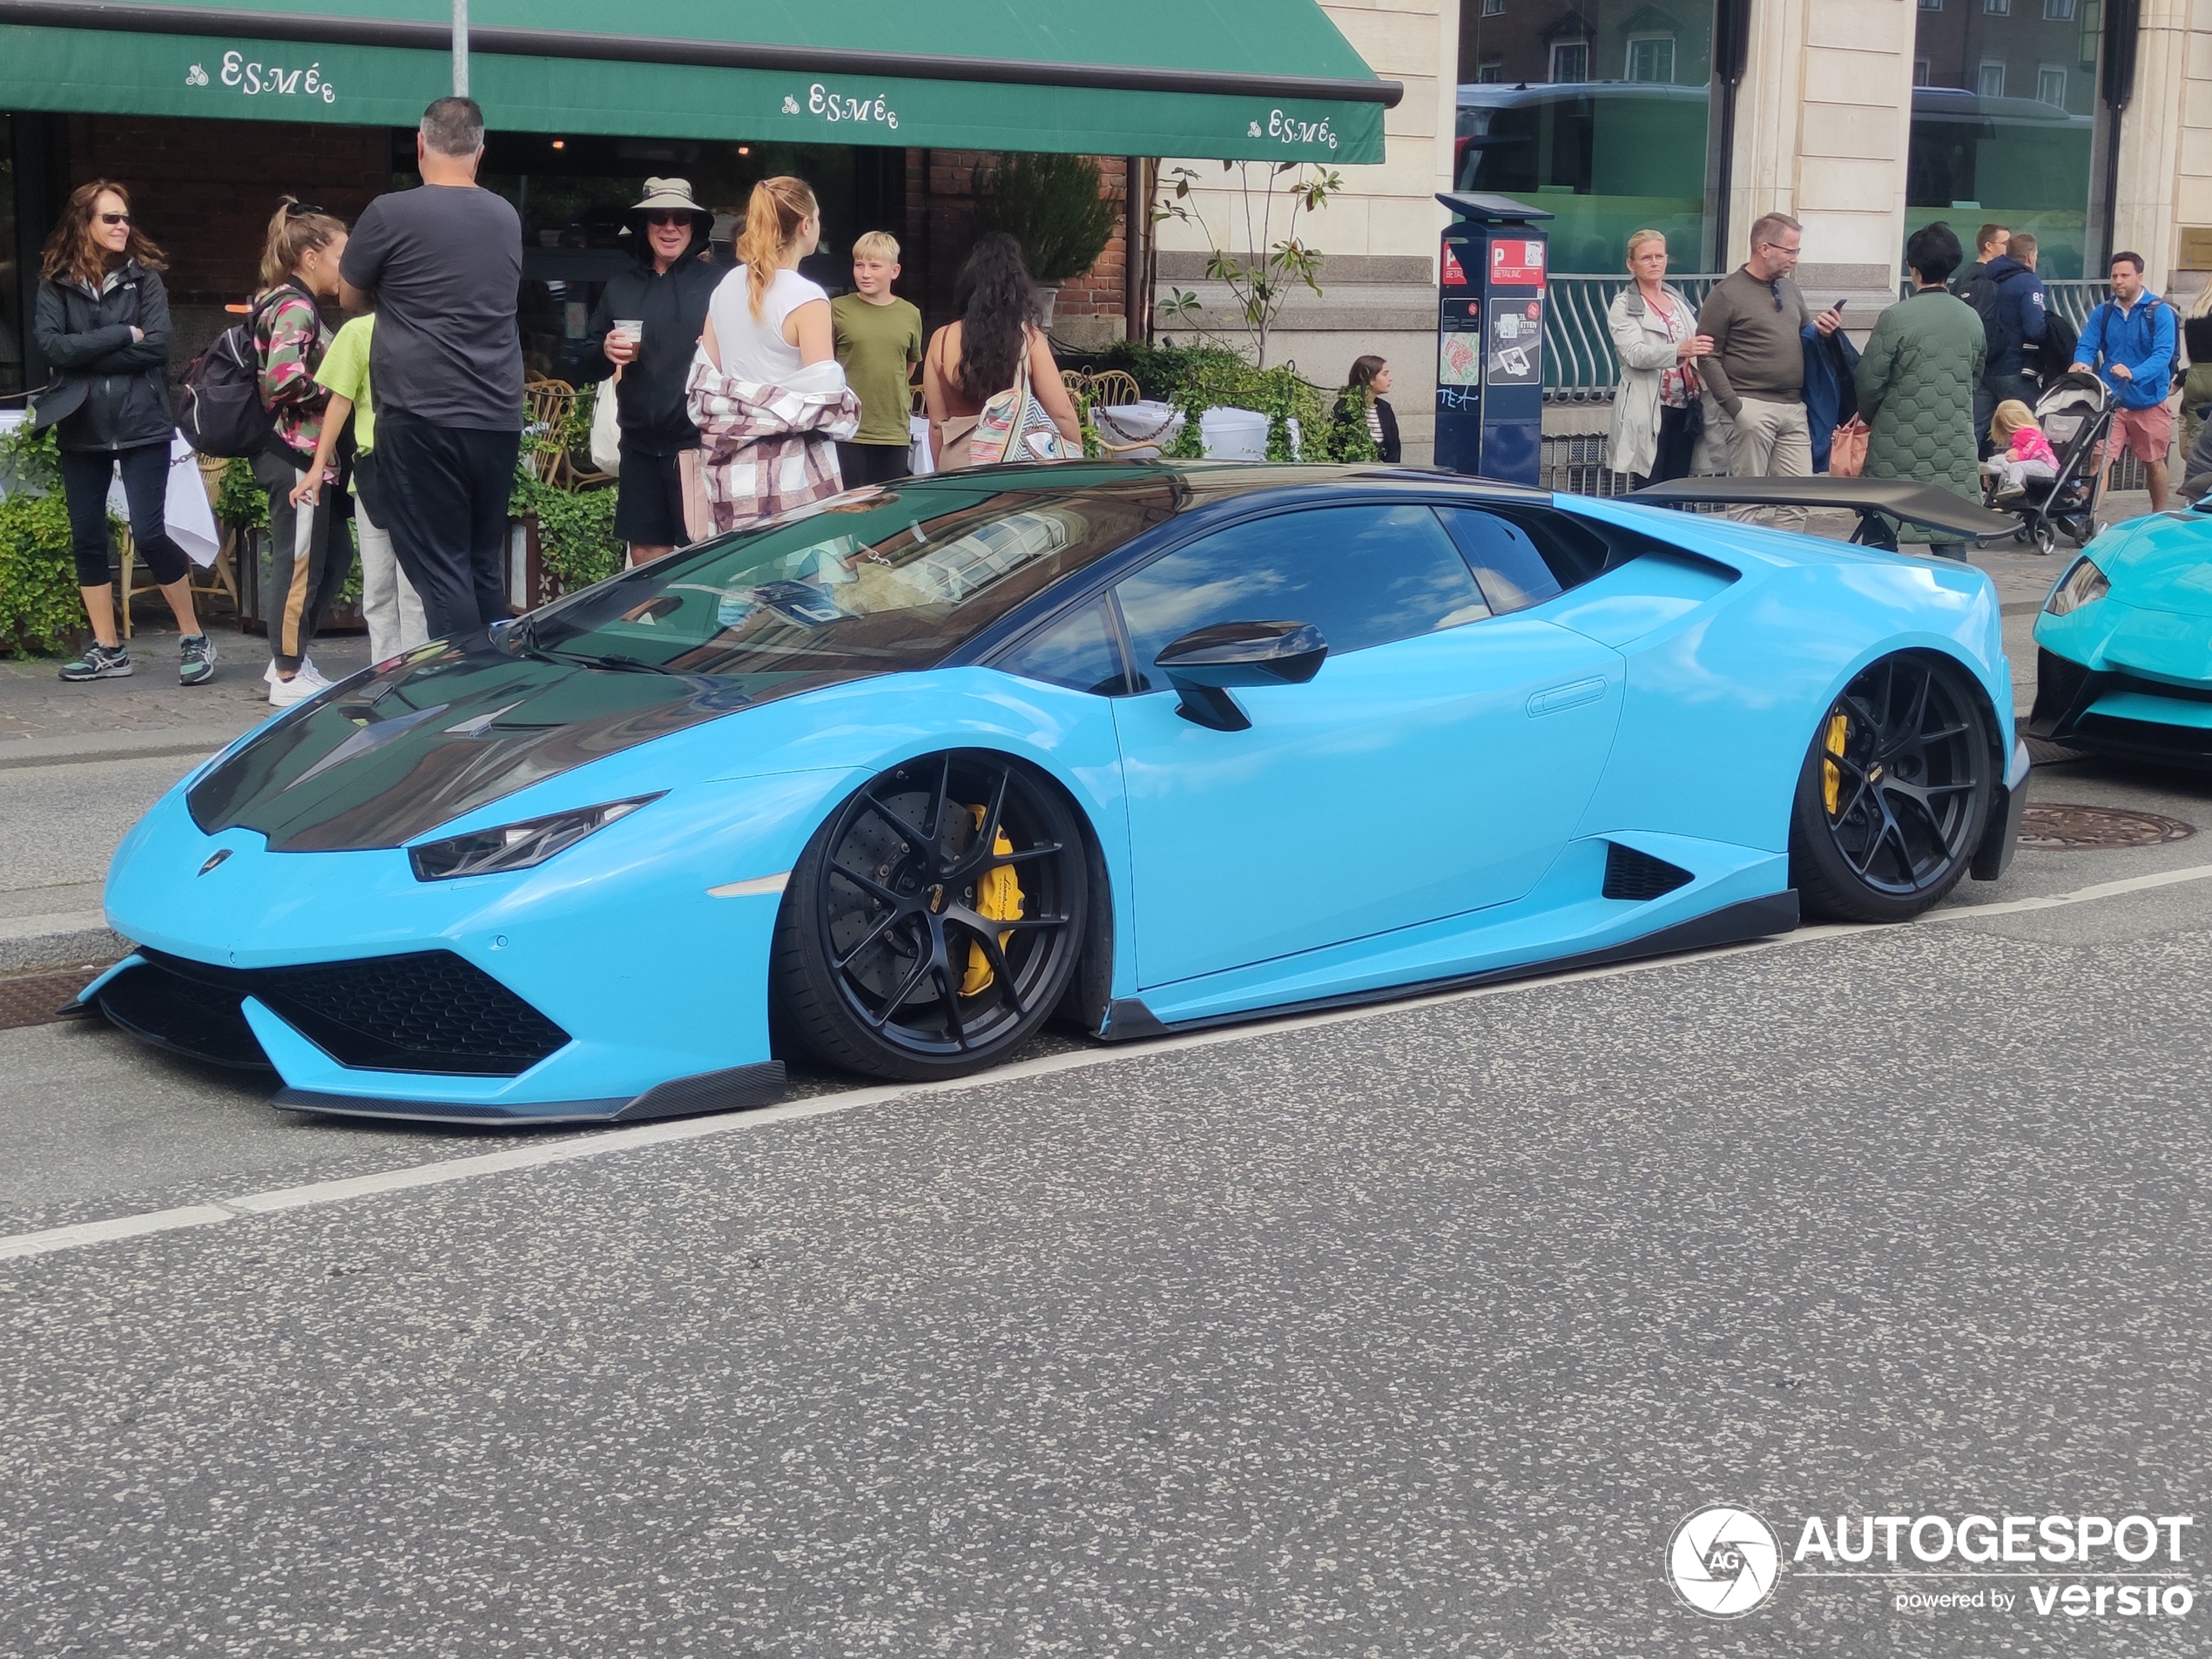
2045, 557, 2110, 617
408, 794, 664, 881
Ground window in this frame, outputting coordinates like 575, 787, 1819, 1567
2037, 64, 2067, 105
1919, 0, 1941, 10
1476, 57, 1506, 84
1984, 0, 2009, 13
1112, 506, 1489, 690
1482, 0, 1506, 13
1913, 57, 1932, 87
2044, 0, 2075, 17
1549, 39, 1589, 83
1626, 37, 1676, 84
1978, 59, 2006, 98
1433, 507, 1610, 614
994, 598, 1128, 696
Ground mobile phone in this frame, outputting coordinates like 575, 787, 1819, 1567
1831, 298, 1849, 313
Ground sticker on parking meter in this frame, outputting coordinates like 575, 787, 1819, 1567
1488, 300, 1543, 385
1491, 239, 1546, 287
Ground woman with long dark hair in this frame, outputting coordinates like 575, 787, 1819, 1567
32, 180, 213, 684
922, 233, 1080, 469
1332, 354, 1402, 462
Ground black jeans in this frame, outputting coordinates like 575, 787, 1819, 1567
1629, 403, 1699, 490
834, 441, 914, 487
60, 442, 190, 588
374, 411, 523, 637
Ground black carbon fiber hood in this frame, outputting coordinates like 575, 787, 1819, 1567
187, 637, 849, 853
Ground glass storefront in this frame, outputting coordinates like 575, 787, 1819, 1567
1454, 0, 1719, 274
455, 132, 884, 385
1906, 0, 2101, 278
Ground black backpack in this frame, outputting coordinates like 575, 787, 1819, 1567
2033, 306, 2079, 383
176, 287, 290, 460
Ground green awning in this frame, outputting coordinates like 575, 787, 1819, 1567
0, 0, 1398, 162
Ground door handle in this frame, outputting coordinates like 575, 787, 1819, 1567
1527, 678, 1607, 718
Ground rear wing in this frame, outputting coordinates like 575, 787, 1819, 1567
1627, 477, 2017, 551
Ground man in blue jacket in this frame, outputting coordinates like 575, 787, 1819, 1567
1977, 232, 2048, 442
2076, 250, 2178, 512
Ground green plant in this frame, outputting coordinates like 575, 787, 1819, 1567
215, 456, 267, 529
0, 422, 102, 656
977, 153, 1118, 285
1323, 387, 1382, 463
1153, 161, 1345, 368
511, 456, 623, 598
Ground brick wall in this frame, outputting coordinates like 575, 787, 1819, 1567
905, 148, 1130, 349
63, 114, 390, 370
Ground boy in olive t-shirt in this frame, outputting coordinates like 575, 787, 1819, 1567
831, 232, 924, 486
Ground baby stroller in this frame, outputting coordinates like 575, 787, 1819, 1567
1981, 368, 2110, 556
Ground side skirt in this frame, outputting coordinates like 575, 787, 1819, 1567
1101, 891, 1801, 1042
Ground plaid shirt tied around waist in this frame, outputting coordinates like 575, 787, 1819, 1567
685, 355, 862, 534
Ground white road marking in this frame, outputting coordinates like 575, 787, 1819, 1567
8, 860, 2212, 1267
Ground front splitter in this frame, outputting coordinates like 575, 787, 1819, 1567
273, 1060, 789, 1127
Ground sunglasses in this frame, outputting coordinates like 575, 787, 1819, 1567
282, 200, 328, 219
644, 212, 694, 227
98, 212, 131, 226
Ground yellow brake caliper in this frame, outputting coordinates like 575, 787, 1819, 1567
1823, 711, 1849, 816
958, 803, 1024, 996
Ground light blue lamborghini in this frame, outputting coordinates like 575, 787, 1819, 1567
2029, 500, 2212, 765
87, 462, 2028, 1124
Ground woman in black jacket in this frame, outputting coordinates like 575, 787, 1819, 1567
582, 178, 723, 564
1331, 354, 1401, 462
32, 180, 212, 684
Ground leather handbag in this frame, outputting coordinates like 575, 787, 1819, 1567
1829, 415, 1870, 479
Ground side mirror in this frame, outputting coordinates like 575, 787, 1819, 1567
1155, 620, 1329, 732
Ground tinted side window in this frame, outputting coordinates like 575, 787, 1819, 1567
1435, 505, 1615, 613
1115, 504, 1489, 689
994, 597, 1129, 695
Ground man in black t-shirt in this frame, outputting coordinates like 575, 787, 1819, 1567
339, 96, 523, 637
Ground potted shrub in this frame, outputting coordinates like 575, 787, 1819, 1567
976, 152, 1117, 327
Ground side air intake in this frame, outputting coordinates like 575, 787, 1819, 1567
1602, 843, 1695, 902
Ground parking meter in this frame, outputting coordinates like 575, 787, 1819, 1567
1433, 192, 1553, 485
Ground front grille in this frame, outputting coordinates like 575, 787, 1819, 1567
100, 949, 571, 1076
1603, 843, 1696, 901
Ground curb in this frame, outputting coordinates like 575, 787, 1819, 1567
0, 912, 127, 974
0, 724, 250, 772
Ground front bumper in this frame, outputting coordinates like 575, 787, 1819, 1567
91, 772, 841, 1122
2027, 645, 2212, 767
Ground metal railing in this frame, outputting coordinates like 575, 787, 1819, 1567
1544, 274, 1723, 401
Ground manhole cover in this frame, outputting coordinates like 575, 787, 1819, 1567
0, 964, 108, 1032
2017, 803, 2196, 851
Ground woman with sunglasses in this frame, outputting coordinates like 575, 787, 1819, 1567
32, 180, 214, 684
583, 178, 721, 563
251, 197, 350, 706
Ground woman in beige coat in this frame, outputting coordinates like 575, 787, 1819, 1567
1604, 229, 1713, 487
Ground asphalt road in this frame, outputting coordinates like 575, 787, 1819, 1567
2, 740, 2208, 1656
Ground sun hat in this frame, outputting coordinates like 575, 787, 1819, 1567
625, 177, 712, 239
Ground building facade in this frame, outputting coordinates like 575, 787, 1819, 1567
1157, 0, 2212, 465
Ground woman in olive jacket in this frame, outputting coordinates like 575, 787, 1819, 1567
32, 179, 212, 684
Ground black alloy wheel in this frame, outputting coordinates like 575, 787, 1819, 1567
1789, 652, 1995, 923
772, 751, 1089, 1080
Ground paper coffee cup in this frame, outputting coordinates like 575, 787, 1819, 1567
613, 319, 644, 347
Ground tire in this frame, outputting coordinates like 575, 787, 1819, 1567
1788, 652, 1996, 923
2032, 520, 2057, 558
772, 750, 1089, 1081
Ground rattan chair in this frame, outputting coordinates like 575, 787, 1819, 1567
1087, 369, 1142, 408
525, 375, 615, 490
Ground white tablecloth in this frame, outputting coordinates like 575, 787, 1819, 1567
909, 414, 934, 475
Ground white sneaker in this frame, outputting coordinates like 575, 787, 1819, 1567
298, 657, 332, 686
267, 670, 322, 708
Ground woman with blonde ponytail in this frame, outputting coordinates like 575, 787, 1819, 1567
689, 177, 860, 529
702, 176, 833, 381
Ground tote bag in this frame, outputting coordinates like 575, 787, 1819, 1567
967, 329, 1072, 467
1829, 416, 1870, 479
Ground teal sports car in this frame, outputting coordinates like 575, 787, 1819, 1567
2029, 502, 2212, 765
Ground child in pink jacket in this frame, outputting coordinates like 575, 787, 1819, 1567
1989, 400, 2058, 501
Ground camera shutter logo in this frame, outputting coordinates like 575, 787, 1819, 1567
1667, 1506, 1781, 1617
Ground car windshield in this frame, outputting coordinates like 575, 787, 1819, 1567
517, 475, 1177, 686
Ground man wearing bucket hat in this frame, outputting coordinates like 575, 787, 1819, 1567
582, 177, 722, 562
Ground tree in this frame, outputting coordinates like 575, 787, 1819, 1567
1153, 161, 1345, 368
977, 153, 1119, 285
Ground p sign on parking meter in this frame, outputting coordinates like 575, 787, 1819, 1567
1433, 192, 1551, 485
